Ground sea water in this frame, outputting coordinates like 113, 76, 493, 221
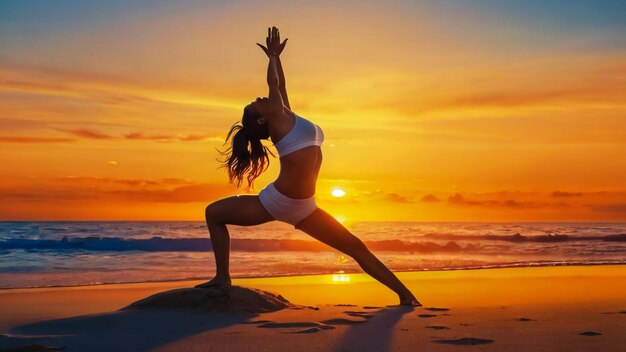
0, 221, 624, 288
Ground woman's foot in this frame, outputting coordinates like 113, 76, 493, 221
399, 293, 422, 306
195, 276, 232, 288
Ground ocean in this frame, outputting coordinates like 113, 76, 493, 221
0, 221, 624, 289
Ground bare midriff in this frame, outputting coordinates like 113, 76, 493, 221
268, 107, 323, 199
273, 146, 323, 199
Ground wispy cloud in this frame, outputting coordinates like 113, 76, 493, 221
591, 203, 626, 213
53, 176, 194, 187
58, 129, 223, 143
107, 184, 231, 203
551, 191, 583, 198
66, 129, 113, 139
1, 177, 234, 204
0, 61, 243, 110
421, 194, 441, 202
123, 132, 222, 142
0, 136, 76, 143
446, 192, 560, 209
386, 192, 411, 203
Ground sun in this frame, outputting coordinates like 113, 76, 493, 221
331, 188, 346, 197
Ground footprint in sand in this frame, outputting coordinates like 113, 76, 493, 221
362, 306, 383, 309
601, 310, 626, 315
344, 311, 376, 319
258, 319, 371, 333
418, 314, 438, 318
516, 317, 535, 322
425, 325, 449, 330
433, 337, 494, 345
258, 321, 336, 334
424, 307, 450, 312
334, 304, 358, 307
579, 331, 602, 336
321, 318, 367, 325
289, 327, 330, 334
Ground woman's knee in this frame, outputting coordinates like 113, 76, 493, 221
333, 232, 369, 259
348, 238, 370, 259
205, 202, 222, 224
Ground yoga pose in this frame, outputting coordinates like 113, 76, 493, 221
197, 26, 421, 306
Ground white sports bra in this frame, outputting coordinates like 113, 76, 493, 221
273, 113, 324, 157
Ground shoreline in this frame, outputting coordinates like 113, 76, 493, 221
1, 264, 625, 351
2, 262, 625, 291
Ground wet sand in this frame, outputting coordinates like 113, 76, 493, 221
0, 265, 624, 351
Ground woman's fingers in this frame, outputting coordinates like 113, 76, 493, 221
262, 26, 285, 56
256, 43, 269, 56
279, 38, 288, 54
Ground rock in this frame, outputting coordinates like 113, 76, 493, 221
123, 285, 308, 314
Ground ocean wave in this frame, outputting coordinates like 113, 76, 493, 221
421, 233, 626, 242
0, 236, 488, 253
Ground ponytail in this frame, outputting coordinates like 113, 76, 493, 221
218, 121, 274, 190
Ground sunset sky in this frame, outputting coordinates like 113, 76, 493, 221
1, 0, 625, 221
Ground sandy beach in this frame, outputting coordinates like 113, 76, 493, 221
0, 265, 624, 351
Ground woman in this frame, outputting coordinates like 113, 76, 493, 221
196, 27, 421, 306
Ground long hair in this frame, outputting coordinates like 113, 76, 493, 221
218, 108, 274, 190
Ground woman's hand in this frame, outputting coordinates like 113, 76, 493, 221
256, 26, 287, 57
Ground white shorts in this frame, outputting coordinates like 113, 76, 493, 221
258, 182, 317, 226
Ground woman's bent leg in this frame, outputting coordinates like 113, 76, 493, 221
197, 195, 274, 288
295, 208, 421, 306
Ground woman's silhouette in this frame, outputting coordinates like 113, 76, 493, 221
196, 26, 421, 306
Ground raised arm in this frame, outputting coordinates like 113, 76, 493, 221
275, 56, 291, 110
266, 55, 283, 109
257, 26, 291, 109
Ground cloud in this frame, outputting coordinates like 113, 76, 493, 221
123, 132, 172, 141
54, 129, 223, 143
448, 193, 481, 206
447, 193, 543, 209
446, 89, 584, 108
0, 136, 76, 143
386, 192, 410, 203
179, 134, 221, 142
107, 184, 231, 203
0, 61, 242, 111
53, 176, 193, 187
591, 204, 626, 213
123, 132, 222, 142
1, 178, 234, 204
551, 191, 583, 198
421, 194, 440, 202
66, 129, 113, 139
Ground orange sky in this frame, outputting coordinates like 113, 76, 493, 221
1, 0, 625, 221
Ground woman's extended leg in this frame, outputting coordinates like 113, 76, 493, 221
295, 208, 421, 306
196, 195, 274, 288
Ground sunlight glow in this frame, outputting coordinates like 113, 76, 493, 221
331, 188, 346, 197
332, 274, 351, 283
335, 255, 349, 264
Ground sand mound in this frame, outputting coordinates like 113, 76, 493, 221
123, 285, 306, 314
